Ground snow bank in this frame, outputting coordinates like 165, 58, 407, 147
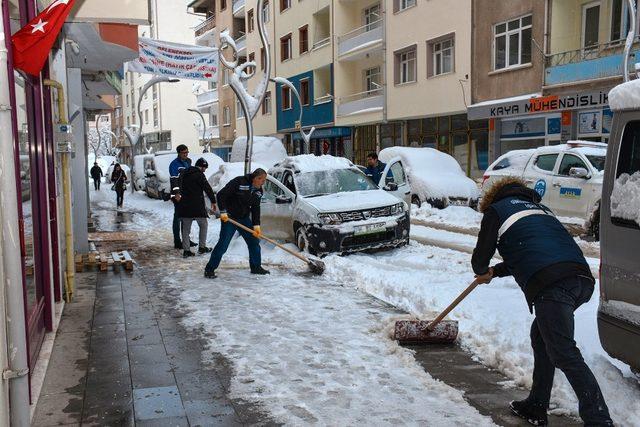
609, 78, 640, 111
411, 204, 482, 231
230, 136, 287, 168
278, 154, 353, 172
208, 161, 267, 192
610, 171, 640, 226
379, 147, 479, 200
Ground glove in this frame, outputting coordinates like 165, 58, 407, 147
220, 213, 229, 222
252, 225, 261, 238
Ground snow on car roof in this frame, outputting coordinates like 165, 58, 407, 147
276, 154, 354, 172
533, 141, 607, 156
209, 162, 268, 192
378, 147, 464, 174
230, 136, 287, 168
609, 78, 640, 111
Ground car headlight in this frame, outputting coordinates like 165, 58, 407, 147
390, 203, 404, 215
318, 213, 342, 225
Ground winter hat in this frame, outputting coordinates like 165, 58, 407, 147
195, 158, 208, 168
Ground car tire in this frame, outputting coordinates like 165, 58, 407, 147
589, 205, 600, 241
295, 227, 314, 254
411, 195, 422, 208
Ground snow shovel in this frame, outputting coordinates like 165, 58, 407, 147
393, 279, 480, 344
224, 217, 325, 275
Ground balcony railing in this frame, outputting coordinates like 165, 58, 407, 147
236, 34, 247, 52
232, 0, 245, 16
338, 19, 383, 57
194, 15, 216, 37
312, 37, 331, 51
337, 88, 383, 116
196, 88, 219, 110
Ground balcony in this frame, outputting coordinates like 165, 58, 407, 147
338, 19, 383, 60
232, 0, 245, 17
235, 34, 247, 54
194, 15, 216, 38
544, 39, 640, 86
196, 88, 219, 111
201, 125, 219, 142
337, 88, 383, 117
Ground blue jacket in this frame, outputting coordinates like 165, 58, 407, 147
364, 161, 387, 185
169, 157, 191, 194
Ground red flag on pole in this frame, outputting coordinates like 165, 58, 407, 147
11, 0, 75, 76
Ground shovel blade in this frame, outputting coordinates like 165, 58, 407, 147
394, 320, 459, 344
308, 258, 325, 275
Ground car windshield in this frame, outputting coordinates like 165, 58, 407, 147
296, 169, 378, 197
586, 155, 605, 172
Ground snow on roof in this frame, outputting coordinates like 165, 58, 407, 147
276, 154, 354, 172
230, 136, 287, 168
379, 147, 463, 174
609, 78, 640, 111
468, 92, 542, 108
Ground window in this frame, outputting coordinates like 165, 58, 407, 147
389, 162, 407, 186
126, 94, 129, 107
493, 15, 532, 70
280, 0, 290, 12
365, 66, 382, 94
300, 79, 310, 106
611, 120, 640, 227
152, 85, 158, 100
248, 9, 254, 32
280, 33, 292, 61
558, 154, 588, 176
132, 113, 136, 125
533, 154, 558, 172
138, 87, 142, 98
582, 2, 600, 49
248, 52, 256, 74
395, 46, 417, 84
394, 0, 414, 13
153, 106, 158, 127
221, 0, 227, 10
144, 109, 149, 124
223, 106, 231, 125
222, 69, 229, 86
211, 113, 218, 126
365, 4, 380, 31
281, 86, 292, 110
236, 98, 245, 119
260, 48, 266, 70
430, 36, 455, 76
127, 116, 130, 127
262, 0, 270, 23
262, 91, 272, 115
617, 121, 640, 178
299, 25, 309, 54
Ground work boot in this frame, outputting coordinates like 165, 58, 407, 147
509, 400, 548, 426
174, 242, 182, 249
190, 241, 198, 247
250, 266, 270, 275
183, 250, 195, 258
198, 246, 212, 254
204, 269, 216, 279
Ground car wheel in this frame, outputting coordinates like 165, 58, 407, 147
589, 205, 600, 241
411, 195, 422, 208
296, 227, 310, 252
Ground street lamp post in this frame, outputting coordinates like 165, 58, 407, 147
188, 108, 208, 152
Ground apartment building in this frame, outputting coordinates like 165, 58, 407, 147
122, 0, 201, 155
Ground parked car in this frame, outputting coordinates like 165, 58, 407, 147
597, 79, 640, 374
106, 163, 131, 184
261, 155, 410, 255
230, 136, 287, 168
378, 147, 480, 209
208, 162, 268, 193
132, 154, 153, 191
482, 141, 606, 237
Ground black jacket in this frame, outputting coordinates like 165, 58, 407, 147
90, 165, 103, 180
216, 175, 262, 225
175, 166, 216, 218
111, 169, 127, 191
472, 181, 593, 310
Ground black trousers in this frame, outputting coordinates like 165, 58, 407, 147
529, 276, 612, 425
115, 189, 124, 207
93, 178, 100, 190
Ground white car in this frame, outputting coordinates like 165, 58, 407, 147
482, 141, 606, 237
132, 154, 153, 191
261, 155, 410, 255
208, 162, 268, 192
379, 147, 480, 209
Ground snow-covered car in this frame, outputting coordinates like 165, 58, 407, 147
208, 162, 268, 193
106, 163, 131, 184
230, 136, 287, 168
132, 154, 153, 191
378, 147, 480, 209
261, 155, 410, 255
482, 141, 606, 236
145, 151, 224, 199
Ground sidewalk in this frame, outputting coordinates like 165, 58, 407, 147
32, 266, 274, 426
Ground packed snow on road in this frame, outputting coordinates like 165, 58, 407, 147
90, 184, 640, 426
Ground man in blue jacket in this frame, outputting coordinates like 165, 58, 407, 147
471, 177, 611, 426
169, 144, 196, 249
364, 152, 387, 185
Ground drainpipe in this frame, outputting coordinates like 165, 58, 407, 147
43, 79, 74, 302
0, 5, 30, 425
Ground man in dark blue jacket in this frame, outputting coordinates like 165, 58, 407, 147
471, 178, 611, 426
364, 152, 387, 185
169, 144, 196, 249
204, 168, 268, 279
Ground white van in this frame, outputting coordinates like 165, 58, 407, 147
132, 154, 153, 191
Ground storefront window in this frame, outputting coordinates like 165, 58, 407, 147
380, 122, 402, 149
470, 130, 489, 179
502, 138, 545, 152
451, 114, 467, 131
423, 135, 437, 148
452, 133, 468, 174
437, 134, 450, 154
422, 117, 437, 133
438, 116, 449, 134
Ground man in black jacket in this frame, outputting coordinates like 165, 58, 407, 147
174, 158, 217, 258
472, 177, 611, 426
204, 168, 268, 278
90, 162, 103, 190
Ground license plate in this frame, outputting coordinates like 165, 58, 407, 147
354, 222, 386, 236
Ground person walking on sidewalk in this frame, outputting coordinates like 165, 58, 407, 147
110, 163, 127, 208
471, 177, 612, 426
174, 158, 217, 258
204, 168, 269, 279
169, 144, 196, 250
90, 162, 103, 190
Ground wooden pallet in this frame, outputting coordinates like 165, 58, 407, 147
74, 250, 134, 272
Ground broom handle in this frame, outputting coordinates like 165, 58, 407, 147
427, 279, 480, 330
225, 217, 311, 263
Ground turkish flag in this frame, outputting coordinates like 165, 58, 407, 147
11, 0, 75, 76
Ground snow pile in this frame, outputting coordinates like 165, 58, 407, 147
609, 78, 640, 111
379, 147, 479, 200
208, 162, 267, 192
197, 152, 226, 181
230, 136, 287, 168
411, 204, 482, 231
277, 154, 353, 172
610, 171, 640, 226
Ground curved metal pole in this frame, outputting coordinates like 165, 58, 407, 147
623, 0, 637, 82
188, 108, 208, 152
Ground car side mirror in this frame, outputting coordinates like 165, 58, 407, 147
569, 167, 589, 179
384, 183, 398, 191
275, 195, 293, 204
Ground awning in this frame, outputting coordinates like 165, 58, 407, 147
467, 93, 541, 120
292, 127, 351, 140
